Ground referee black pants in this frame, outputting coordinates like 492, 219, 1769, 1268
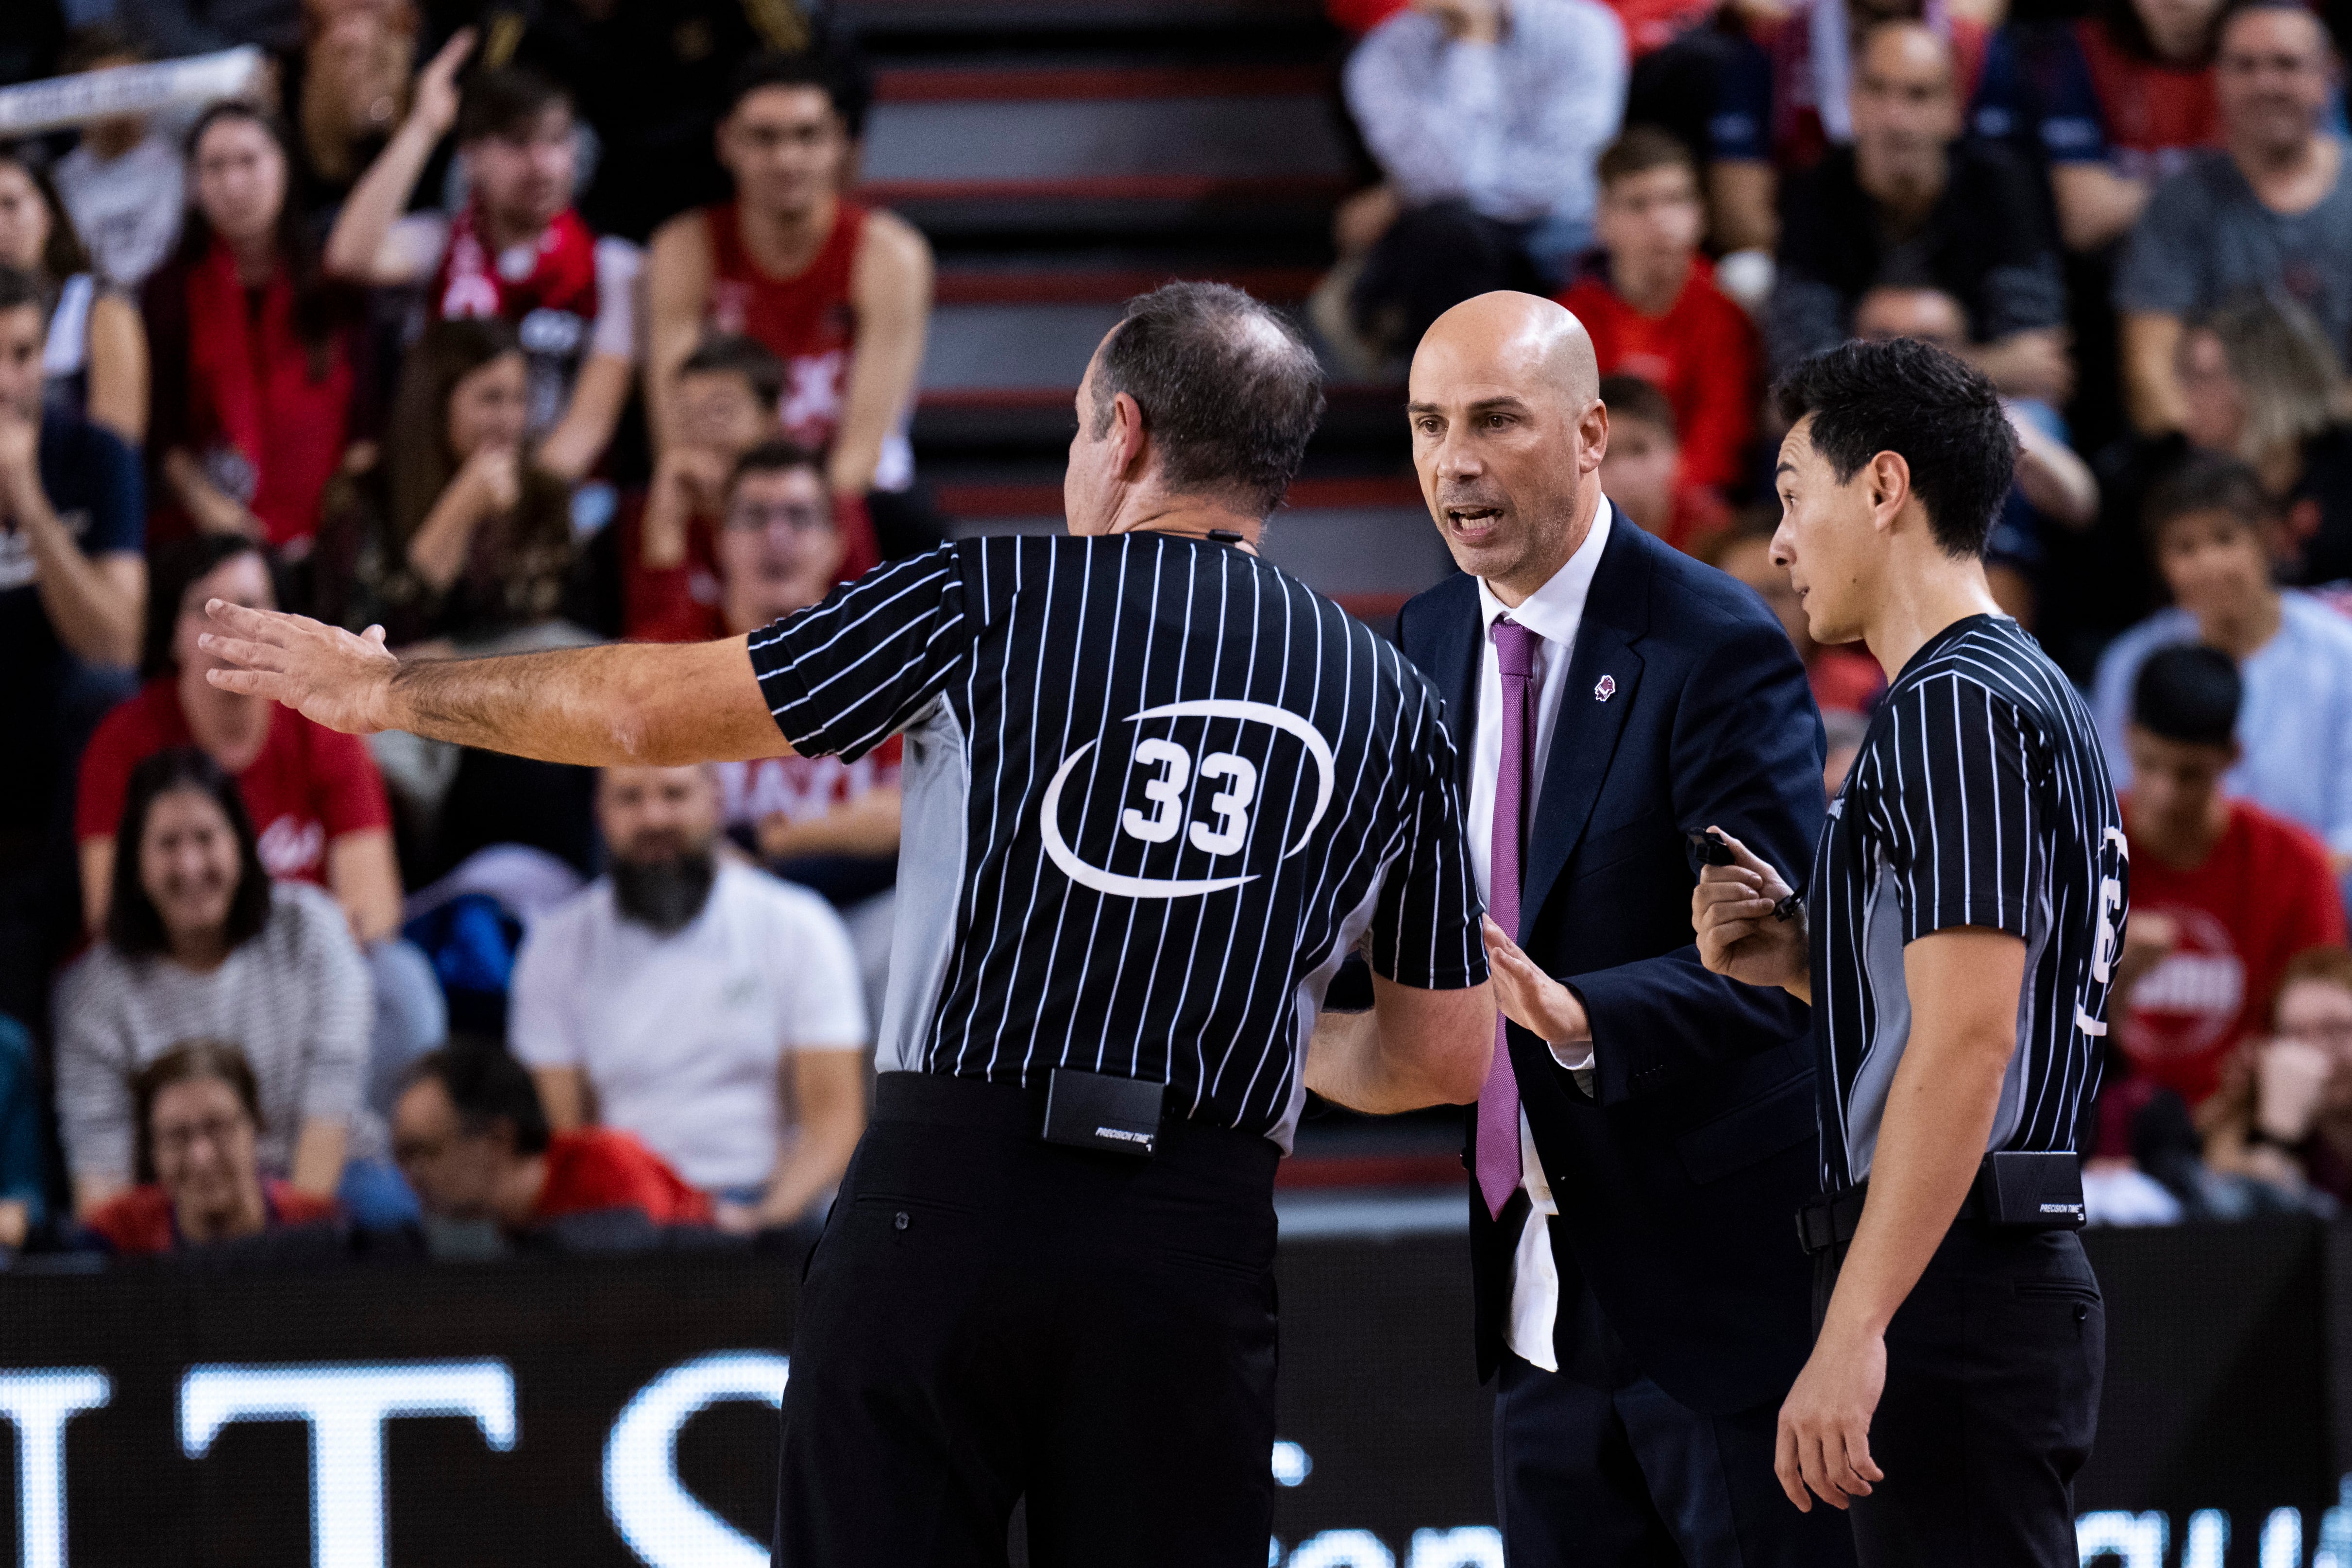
1812, 1224, 2104, 1567
772, 1071, 1281, 1568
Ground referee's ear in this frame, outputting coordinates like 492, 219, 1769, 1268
1107, 389, 1151, 481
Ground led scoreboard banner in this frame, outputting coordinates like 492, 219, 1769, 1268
0, 1221, 2340, 1567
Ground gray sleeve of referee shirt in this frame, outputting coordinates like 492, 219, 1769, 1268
747, 544, 979, 760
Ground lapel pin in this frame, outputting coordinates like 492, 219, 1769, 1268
1593, 674, 1617, 702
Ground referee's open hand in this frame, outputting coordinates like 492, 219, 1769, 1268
1691, 827, 1809, 1000
198, 599, 401, 736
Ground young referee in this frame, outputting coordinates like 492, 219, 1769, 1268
194, 283, 1495, 1565
1692, 338, 2124, 1566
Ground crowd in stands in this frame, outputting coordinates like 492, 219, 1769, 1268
0, 7, 919, 1262
1319, 0, 2352, 1221
3, 0, 2352, 1257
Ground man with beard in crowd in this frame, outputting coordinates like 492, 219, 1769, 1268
508, 760, 868, 1233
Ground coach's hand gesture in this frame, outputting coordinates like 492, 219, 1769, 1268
199, 600, 400, 736
1692, 827, 1810, 1003
1481, 917, 1589, 1044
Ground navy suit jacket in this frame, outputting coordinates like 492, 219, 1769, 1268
1398, 512, 1829, 1416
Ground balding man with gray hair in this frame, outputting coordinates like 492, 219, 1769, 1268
1378, 292, 1848, 1565
196, 282, 1495, 1564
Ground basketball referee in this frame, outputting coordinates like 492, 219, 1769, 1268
196, 282, 1496, 1565
1692, 339, 2123, 1566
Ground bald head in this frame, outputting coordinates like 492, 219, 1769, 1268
1407, 292, 1610, 603
1413, 291, 1600, 412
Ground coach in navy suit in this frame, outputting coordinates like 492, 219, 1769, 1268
1394, 293, 1850, 1566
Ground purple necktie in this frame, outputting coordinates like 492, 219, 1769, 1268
1477, 618, 1540, 1220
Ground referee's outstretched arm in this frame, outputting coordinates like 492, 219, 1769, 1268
195, 606, 788, 767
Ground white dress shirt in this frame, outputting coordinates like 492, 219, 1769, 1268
1467, 499, 1614, 1373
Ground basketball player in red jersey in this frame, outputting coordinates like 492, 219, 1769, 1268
643, 50, 932, 559
325, 32, 640, 484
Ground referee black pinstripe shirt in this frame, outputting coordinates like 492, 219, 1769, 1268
1808, 613, 2128, 1190
745, 531, 1489, 1149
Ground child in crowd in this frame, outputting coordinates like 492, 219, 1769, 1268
1595, 373, 1727, 552
1557, 127, 1760, 503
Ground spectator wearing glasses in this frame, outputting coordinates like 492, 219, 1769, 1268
392, 1037, 713, 1243
54, 748, 404, 1224
510, 761, 868, 1233
2117, 0, 2352, 435
2111, 645, 2344, 1108
2204, 946, 2352, 1204
85, 1038, 341, 1256
325, 39, 643, 483
637, 444, 905, 1005
2094, 455, 2352, 897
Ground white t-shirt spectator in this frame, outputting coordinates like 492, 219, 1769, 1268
508, 860, 866, 1191
53, 134, 186, 290
1343, 0, 1627, 230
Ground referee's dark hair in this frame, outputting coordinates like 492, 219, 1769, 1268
2131, 644, 2242, 748
1090, 282, 1327, 519
403, 1037, 553, 1156
1772, 338, 2019, 558
2141, 452, 2270, 547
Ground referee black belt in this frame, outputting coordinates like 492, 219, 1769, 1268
1795, 1151, 2087, 1255
871, 1070, 1281, 1185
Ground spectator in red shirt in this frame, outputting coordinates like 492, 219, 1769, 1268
391, 1037, 713, 1239
1596, 374, 1732, 553
2114, 645, 2347, 1106
76, 535, 445, 1121
644, 50, 931, 567
1559, 128, 1761, 499
143, 104, 363, 551
324, 41, 643, 484
78, 535, 400, 941
1702, 509, 1884, 714
86, 1039, 340, 1256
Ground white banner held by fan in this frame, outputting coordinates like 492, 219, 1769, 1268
0, 48, 264, 138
